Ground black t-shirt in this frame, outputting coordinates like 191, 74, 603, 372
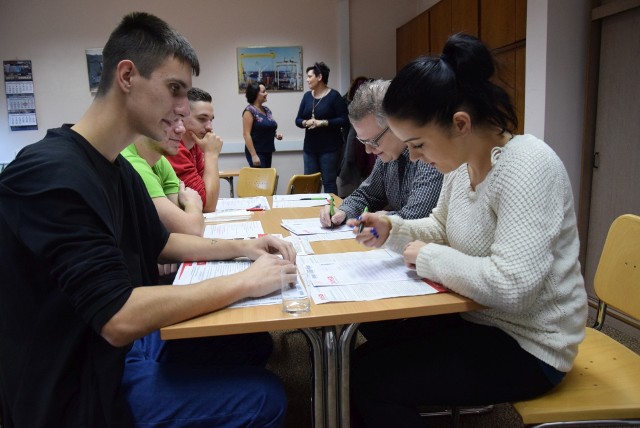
0, 126, 169, 427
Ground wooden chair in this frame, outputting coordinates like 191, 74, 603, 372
286, 172, 322, 194
512, 213, 640, 427
236, 167, 277, 197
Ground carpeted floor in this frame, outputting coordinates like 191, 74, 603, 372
266, 319, 640, 428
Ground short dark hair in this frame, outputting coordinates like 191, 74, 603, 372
97, 12, 200, 97
187, 87, 212, 103
306, 62, 330, 84
383, 33, 517, 134
245, 82, 263, 104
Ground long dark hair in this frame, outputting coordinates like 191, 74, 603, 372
383, 33, 517, 134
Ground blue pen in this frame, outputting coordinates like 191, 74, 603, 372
358, 206, 369, 233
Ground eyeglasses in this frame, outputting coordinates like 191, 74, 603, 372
356, 126, 389, 148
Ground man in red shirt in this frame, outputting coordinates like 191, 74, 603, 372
167, 87, 223, 212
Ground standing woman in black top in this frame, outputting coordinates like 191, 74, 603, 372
295, 62, 349, 194
242, 82, 282, 168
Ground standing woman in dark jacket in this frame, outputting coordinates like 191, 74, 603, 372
295, 62, 348, 194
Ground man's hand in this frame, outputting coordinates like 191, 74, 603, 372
191, 130, 223, 155
177, 181, 203, 211
243, 235, 296, 263
320, 206, 346, 228
237, 254, 296, 298
347, 213, 392, 248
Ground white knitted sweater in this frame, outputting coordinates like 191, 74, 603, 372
385, 135, 587, 372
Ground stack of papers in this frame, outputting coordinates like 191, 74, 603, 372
203, 221, 264, 239
204, 210, 251, 223
297, 249, 446, 304
216, 196, 270, 212
272, 193, 331, 208
281, 218, 352, 236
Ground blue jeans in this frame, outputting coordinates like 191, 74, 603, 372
303, 150, 339, 194
122, 331, 286, 427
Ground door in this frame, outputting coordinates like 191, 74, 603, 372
584, 5, 640, 297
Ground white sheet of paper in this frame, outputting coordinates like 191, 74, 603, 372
281, 218, 351, 235
173, 259, 302, 308
203, 221, 264, 239
216, 196, 270, 211
297, 249, 420, 286
204, 210, 252, 223
272, 193, 331, 208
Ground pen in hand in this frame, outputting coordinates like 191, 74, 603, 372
329, 196, 335, 229
358, 206, 369, 233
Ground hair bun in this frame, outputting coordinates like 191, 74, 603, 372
441, 33, 494, 82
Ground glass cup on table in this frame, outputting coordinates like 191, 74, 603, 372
281, 267, 310, 315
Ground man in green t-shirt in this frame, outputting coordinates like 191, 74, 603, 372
122, 118, 205, 237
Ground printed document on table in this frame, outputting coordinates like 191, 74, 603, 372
204, 210, 252, 223
272, 193, 331, 208
216, 196, 270, 211
297, 249, 420, 286
306, 278, 443, 303
173, 259, 284, 308
281, 218, 351, 235
203, 221, 264, 239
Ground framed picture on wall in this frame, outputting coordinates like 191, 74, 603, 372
237, 46, 303, 93
85, 48, 103, 94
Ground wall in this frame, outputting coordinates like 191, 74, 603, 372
0, 0, 420, 193
525, 0, 590, 203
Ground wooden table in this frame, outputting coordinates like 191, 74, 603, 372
161, 201, 482, 428
219, 170, 240, 197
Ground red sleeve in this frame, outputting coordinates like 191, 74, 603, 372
166, 143, 207, 206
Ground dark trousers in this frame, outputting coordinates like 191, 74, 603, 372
351, 314, 557, 428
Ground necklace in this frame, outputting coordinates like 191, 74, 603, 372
311, 88, 328, 119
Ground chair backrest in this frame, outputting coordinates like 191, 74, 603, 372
286, 172, 322, 194
236, 167, 277, 197
593, 214, 640, 321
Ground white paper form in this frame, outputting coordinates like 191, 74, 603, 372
281, 218, 352, 235
176, 260, 281, 308
272, 193, 331, 208
306, 279, 441, 304
173, 260, 306, 308
204, 210, 251, 223
297, 249, 420, 286
215, 196, 270, 211
203, 221, 264, 239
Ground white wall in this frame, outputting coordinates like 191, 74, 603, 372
0, 0, 420, 193
1, 0, 589, 201
525, 0, 590, 204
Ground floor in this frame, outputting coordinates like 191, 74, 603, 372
266, 319, 640, 428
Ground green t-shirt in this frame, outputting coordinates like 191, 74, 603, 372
121, 144, 179, 198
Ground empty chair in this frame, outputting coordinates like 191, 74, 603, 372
236, 167, 277, 197
512, 214, 640, 427
286, 172, 322, 194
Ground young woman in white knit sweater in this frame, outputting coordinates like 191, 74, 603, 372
347, 33, 588, 428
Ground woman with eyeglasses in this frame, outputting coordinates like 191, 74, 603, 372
348, 33, 587, 427
295, 61, 349, 195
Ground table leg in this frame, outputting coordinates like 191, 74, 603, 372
338, 323, 360, 428
323, 326, 339, 428
220, 176, 235, 198
301, 328, 326, 428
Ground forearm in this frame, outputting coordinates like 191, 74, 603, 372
182, 205, 205, 236
159, 232, 246, 264
243, 134, 258, 156
202, 153, 220, 212
101, 275, 248, 346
